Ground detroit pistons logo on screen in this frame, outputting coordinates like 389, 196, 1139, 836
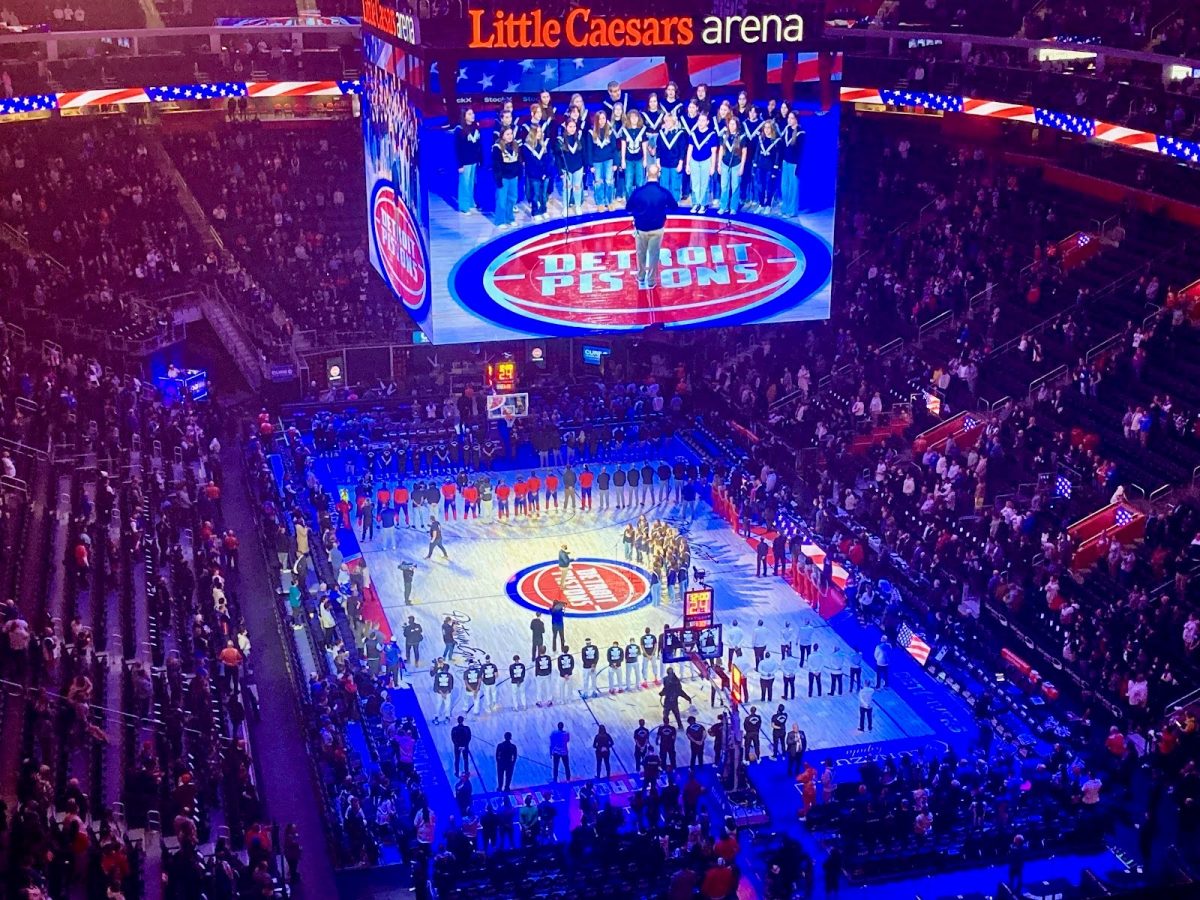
450, 212, 832, 335
507, 558, 653, 617
371, 181, 429, 316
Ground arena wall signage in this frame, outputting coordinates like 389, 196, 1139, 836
361, 0, 420, 44
465, 9, 807, 50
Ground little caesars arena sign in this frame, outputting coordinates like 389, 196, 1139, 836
467, 9, 807, 50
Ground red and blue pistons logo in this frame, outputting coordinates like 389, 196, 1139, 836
371, 180, 430, 316
507, 558, 652, 617
450, 212, 831, 335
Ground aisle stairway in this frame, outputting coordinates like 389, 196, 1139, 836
974, 218, 1199, 406
141, 126, 233, 267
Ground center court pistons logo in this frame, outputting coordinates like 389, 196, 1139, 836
507, 557, 653, 617
371, 180, 429, 316
449, 212, 832, 336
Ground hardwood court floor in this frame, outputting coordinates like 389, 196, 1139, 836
364, 480, 933, 793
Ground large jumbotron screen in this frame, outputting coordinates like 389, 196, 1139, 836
364, 26, 838, 344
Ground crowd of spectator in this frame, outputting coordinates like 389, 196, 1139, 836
0, 314, 301, 899
0, 0, 143, 31
0, 119, 204, 293
169, 122, 409, 346
706, 318, 1200, 879
1024, 0, 1152, 48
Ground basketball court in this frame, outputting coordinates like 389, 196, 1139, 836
339, 467, 937, 793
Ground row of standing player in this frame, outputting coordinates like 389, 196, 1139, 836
322, 417, 678, 473
422, 624, 712, 726
342, 462, 706, 539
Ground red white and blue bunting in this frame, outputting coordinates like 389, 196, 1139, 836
0, 80, 1194, 165
842, 86, 1199, 164
0, 79, 361, 116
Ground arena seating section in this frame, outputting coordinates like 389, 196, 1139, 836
0, 317, 299, 898
167, 122, 408, 347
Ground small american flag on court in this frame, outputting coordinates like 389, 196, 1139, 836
898, 624, 931, 665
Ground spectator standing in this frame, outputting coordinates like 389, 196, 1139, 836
550, 722, 571, 783
593, 724, 614, 778
874, 637, 890, 688
451, 716, 472, 775
858, 683, 875, 732
496, 732, 517, 792
1007, 835, 1027, 893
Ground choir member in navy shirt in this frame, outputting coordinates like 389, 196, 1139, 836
686, 111, 717, 213
717, 115, 747, 215
587, 110, 618, 211
621, 109, 650, 194
642, 94, 664, 139
556, 117, 586, 216
454, 108, 483, 214
751, 119, 782, 212
655, 112, 687, 201
662, 81, 683, 118
492, 125, 521, 229
780, 111, 805, 217
523, 124, 551, 221
603, 80, 630, 119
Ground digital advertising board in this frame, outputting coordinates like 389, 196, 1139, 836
363, 34, 430, 331
363, 2, 837, 345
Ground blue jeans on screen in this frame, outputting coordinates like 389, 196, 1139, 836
527, 176, 548, 217
625, 159, 645, 193
689, 159, 711, 209
495, 177, 519, 226
564, 169, 584, 210
660, 165, 682, 202
781, 161, 799, 216
754, 163, 775, 207
458, 164, 477, 212
592, 160, 614, 207
718, 166, 741, 213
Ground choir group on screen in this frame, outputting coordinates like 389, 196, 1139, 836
453, 81, 808, 229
